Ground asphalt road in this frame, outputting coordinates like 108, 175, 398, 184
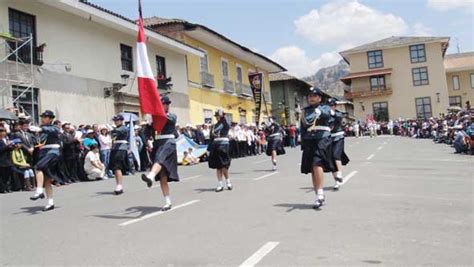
1, 136, 473, 266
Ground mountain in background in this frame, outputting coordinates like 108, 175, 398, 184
302, 60, 350, 98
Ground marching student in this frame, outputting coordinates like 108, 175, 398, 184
300, 88, 336, 209
29, 110, 62, 211
109, 114, 129, 195
207, 108, 232, 192
328, 99, 350, 191
265, 116, 285, 171
141, 96, 179, 211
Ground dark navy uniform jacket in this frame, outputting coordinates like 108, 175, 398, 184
111, 124, 129, 151
331, 110, 345, 141
265, 122, 284, 140
160, 113, 178, 137
211, 117, 230, 139
300, 104, 334, 140
39, 125, 61, 145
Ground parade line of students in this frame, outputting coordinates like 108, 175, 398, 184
0, 87, 350, 212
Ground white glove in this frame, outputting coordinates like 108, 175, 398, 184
314, 108, 322, 120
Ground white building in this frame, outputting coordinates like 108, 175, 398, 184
0, 0, 203, 124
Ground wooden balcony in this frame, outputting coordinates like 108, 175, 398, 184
345, 88, 393, 99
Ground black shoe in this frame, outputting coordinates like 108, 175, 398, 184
114, 189, 123, 195
335, 176, 343, 183
30, 193, 45, 201
226, 183, 233, 191
42, 204, 55, 212
313, 197, 325, 209
215, 186, 224, 192
161, 204, 172, 212
141, 174, 153, 188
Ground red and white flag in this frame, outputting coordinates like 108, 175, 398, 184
136, 0, 166, 132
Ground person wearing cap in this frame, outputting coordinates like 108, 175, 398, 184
300, 87, 336, 209
265, 116, 286, 171
141, 96, 180, 211
98, 125, 113, 177
11, 138, 34, 191
29, 110, 63, 211
109, 114, 129, 195
328, 98, 350, 191
82, 129, 98, 150
208, 108, 233, 192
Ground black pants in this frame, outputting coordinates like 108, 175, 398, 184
238, 141, 247, 157
0, 166, 13, 193
229, 140, 238, 158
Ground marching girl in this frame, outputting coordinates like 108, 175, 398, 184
300, 88, 336, 209
207, 108, 232, 192
265, 116, 285, 171
328, 99, 350, 191
141, 96, 179, 211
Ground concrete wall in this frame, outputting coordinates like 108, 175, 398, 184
0, 0, 191, 124
346, 42, 449, 120
446, 70, 474, 107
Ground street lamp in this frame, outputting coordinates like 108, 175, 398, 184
104, 74, 131, 98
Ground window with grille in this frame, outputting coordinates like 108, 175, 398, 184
412, 67, 429, 86
409, 44, 426, 63
203, 109, 213, 124
367, 50, 383, 69
449, 96, 462, 107
372, 102, 389, 121
120, 44, 133, 71
369, 75, 386, 91
415, 97, 432, 119
221, 59, 229, 78
452, 75, 460, 90
8, 8, 37, 64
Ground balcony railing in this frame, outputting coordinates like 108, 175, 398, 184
223, 79, 234, 94
345, 87, 393, 99
201, 71, 215, 88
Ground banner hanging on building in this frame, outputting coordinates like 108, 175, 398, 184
248, 72, 263, 126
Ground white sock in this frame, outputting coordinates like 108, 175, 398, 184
115, 184, 122, 191
272, 160, 277, 166
36, 187, 44, 194
47, 198, 54, 206
218, 181, 224, 187
225, 179, 231, 185
164, 196, 172, 205
146, 172, 155, 180
335, 171, 342, 178
317, 189, 324, 197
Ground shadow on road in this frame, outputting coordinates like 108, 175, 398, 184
14, 206, 50, 215
253, 169, 274, 173
300, 186, 335, 192
274, 203, 318, 212
194, 188, 217, 194
92, 206, 162, 220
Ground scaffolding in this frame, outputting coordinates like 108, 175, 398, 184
0, 33, 35, 119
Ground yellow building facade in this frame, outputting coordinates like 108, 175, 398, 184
144, 17, 286, 125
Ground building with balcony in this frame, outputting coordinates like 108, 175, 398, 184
144, 17, 286, 125
444, 52, 474, 109
340, 36, 450, 121
0, 0, 203, 124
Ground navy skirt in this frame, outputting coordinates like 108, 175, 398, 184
208, 141, 231, 169
266, 137, 286, 156
332, 138, 350, 165
35, 148, 63, 182
301, 137, 335, 174
152, 138, 179, 182
109, 150, 128, 172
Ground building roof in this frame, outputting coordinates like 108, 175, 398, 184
143, 17, 286, 73
340, 36, 450, 58
269, 73, 312, 87
444, 52, 474, 72
45, 0, 204, 57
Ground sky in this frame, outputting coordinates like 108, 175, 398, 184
92, 0, 474, 78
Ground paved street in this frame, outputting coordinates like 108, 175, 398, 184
1, 136, 472, 266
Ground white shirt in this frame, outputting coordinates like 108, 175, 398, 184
202, 128, 210, 140
84, 151, 101, 171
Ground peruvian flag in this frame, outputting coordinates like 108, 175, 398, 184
136, 0, 166, 132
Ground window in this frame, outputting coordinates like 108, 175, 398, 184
415, 97, 432, 119
449, 96, 462, 107
367, 50, 383, 69
221, 59, 229, 79
412, 67, 429, 86
156, 55, 166, 80
369, 75, 386, 91
12, 86, 39, 123
372, 102, 389, 121
120, 44, 133, 71
203, 109, 213, 124
236, 65, 243, 84
239, 114, 247, 124
452, 75, 460, 90
409, 44, 426, 63
200, 51, 209, 72
8, 8, 37, 64
224, 113, 233, 123
471, 73, 474, 89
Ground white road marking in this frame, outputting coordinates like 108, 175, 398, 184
253, 172, 279, 181
383, 141, 388, 145
119, 200, 200, 226
240, 242, 280, 267
253, 158, 270, 164
377, 146, 383, 150
151, 175, 202, 189
367, 154, 375, 160
341, 170, 358, 185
